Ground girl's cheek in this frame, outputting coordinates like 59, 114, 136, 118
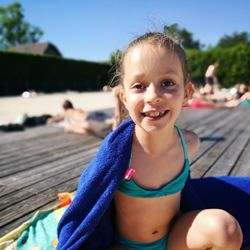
123, 94, 136, 110
165, 91, 181, 100
130, 93, 141, 101
169, 88, 185, 100
127, 94, 141, 105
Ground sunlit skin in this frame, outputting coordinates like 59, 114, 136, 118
114, 44, 198, 243
120, 44, 190, 136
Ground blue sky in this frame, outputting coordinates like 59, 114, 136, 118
1, 0, 250, 62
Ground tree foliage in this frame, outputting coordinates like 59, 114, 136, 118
186, 44, 250, 87
0, 2, 43, 48
109, 25, 250, 87
109, 49, 121, 66
164, 23, 202, 49
217, 32, 250, 48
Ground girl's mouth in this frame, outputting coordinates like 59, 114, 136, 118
142, 110, 169, 119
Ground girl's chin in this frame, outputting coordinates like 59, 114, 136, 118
145, 126, 168, 133
138, 123, 171, 134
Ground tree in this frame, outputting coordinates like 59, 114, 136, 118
0, 2, 43, 48
164, 23, 202, 50
109, 49, 121, 66
217, 32, 250, 48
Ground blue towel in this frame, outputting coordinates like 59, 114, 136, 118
57, 118, 250, 250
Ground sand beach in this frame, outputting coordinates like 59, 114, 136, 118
0, 91, 115, 124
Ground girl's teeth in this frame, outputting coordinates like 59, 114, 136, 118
145, 111, 165, 117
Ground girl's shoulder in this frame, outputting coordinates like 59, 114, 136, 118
181, 129, 200, 161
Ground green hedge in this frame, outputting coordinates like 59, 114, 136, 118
186, 44, 250, 88
0, 51, 111, 96
1, 44, 249, 96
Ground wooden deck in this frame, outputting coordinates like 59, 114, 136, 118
0, 107, 250, 239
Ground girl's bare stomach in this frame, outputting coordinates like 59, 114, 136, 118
114, 191, 181, 242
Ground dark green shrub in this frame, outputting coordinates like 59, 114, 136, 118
0, 51, 111, 95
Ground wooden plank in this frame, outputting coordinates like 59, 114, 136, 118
192, 108, 240, 135
190, 109, 249, 178
181, 109, 231, 132
0, 146, 98, 199
0, 177, 79, 230
0, 130, 94, 162
0, 144, 98, 188
204, 117, 250, 176
191, 108, 243, 163
230, 140, 250, 176
0, 126, 63, 145
0, 161, 86, 211
0, 137, 100, 177
0, 136, 96, 170
178, 108, 216, 128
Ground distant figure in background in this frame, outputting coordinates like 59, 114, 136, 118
225, 84, 250, 107
47, 100, 113, 138
187, 83, 250, 109
203, 62, 219, 95
233, 83, 249, 100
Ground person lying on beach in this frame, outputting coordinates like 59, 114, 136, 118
186, 83, 250, 109
223, 85, 250, 107
47, 100, 113, 138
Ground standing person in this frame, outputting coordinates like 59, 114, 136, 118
57, 33, 246, 250
203, 62, 219, 94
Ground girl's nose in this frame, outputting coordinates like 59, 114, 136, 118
145, 84, 161, 104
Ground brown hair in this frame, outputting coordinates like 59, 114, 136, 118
62, 100, 74, 110
110, 32, 189, 88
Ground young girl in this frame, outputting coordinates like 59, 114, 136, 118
57, 32, 245, 250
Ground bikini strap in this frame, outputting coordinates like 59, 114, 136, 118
175, 125, 189, 161
128, 125, 189, 166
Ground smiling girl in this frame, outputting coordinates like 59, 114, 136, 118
112, 32, 242, 250
57, 32, 243, 250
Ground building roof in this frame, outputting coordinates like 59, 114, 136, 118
8, 42, 62, 57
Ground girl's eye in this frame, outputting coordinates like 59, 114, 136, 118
161, 80, 175, 87
133, 83, 145, 90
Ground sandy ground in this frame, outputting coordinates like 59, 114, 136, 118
0, 91, 115, 124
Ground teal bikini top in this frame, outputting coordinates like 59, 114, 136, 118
118, 126, 190, 198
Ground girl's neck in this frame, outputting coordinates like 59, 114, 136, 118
134, 125, 177, 156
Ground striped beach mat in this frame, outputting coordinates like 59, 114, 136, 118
0, 193, 73, 250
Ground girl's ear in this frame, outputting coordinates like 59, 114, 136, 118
183, 81, 194, 105
119, 88, 128, 108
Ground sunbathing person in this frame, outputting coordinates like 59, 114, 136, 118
223, 85, 250, 108
47, 100, 113, 138
186, 83, 250, 109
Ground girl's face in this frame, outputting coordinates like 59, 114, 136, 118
120, 44, 192, 134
